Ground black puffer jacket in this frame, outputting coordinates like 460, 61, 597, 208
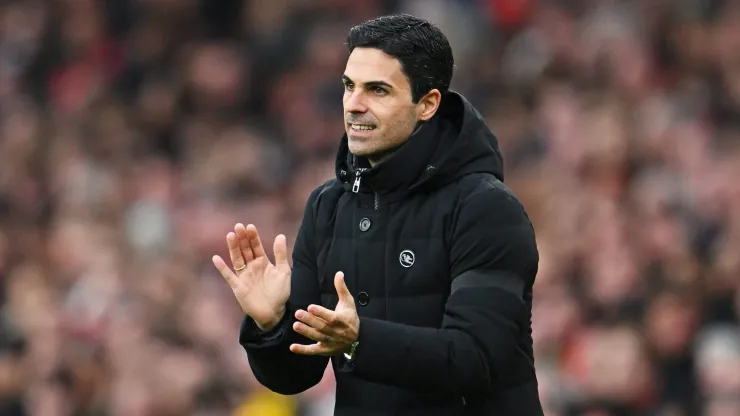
240, 91, 543, 416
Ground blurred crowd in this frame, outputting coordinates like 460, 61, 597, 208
1, 0, 739, 415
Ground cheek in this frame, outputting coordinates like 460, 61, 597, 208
375, 103, 406, 123
386, 109, 418, 133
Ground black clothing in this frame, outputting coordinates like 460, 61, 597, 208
240, 91, 543, 415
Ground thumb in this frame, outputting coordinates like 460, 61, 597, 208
273, 234, 288, 267
334, 272, 353, 302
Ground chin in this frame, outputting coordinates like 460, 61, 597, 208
348, 142, 396, 162
347, 136, 375, 156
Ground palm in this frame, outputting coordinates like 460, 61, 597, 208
213, 224, 291, 329
233, 257, 290, 324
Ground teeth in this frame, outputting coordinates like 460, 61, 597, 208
351, 124, 375, 131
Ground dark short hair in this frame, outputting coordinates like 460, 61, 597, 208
346, 14, 454, 103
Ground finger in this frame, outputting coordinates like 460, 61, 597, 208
306, 305, 336, 323
273, 234, 288, 268
235, 223, 254, 263
290, 343, 333, 356
292, 321, 330, 343
246, 224, 266, 258
226, 232, 246, 271
334, 272, 353, 303
295, 310, 330, 332
212, 255, 239, 290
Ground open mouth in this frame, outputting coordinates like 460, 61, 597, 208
350, 124, 376, 132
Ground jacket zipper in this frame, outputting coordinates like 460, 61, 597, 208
352, 173, 361, 193
351, 171, 379, 210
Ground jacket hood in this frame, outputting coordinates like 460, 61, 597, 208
335, 91, 503, 197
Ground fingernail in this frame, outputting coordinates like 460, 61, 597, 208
295, 310, 304, 319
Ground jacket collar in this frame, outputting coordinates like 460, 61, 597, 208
334, 91, 504, 202
336, 114, 443, 200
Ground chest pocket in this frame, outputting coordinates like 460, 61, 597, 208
383, 218, 451, 327
314, 192, 452, 327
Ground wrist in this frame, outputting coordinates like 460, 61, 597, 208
255, 307, 286, 332
344, 317, 360, 357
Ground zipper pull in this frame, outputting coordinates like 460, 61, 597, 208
352, 174, 361, 193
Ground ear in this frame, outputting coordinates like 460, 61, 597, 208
417, 89, 442, 121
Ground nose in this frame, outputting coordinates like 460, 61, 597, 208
344, 90, 368, 115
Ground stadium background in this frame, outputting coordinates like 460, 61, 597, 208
1, 0, 740, 415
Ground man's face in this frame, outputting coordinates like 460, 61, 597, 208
342, 48, 427, 161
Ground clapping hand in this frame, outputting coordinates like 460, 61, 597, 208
212, 223, 291, 331
290, 271, 360, 356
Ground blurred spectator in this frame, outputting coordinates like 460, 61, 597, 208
1, 0, 740, 415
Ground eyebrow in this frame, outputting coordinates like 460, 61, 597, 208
342, 74, 394, 90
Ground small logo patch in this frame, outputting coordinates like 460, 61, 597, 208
399, 250, 415, 268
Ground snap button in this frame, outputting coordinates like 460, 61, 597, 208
359, 217, 371, 232
357, 292, 370, 306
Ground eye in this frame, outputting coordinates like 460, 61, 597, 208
344, 83, 354, 91
371, 86, 387, 96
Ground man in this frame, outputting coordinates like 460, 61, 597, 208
213, 14, 543, 415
